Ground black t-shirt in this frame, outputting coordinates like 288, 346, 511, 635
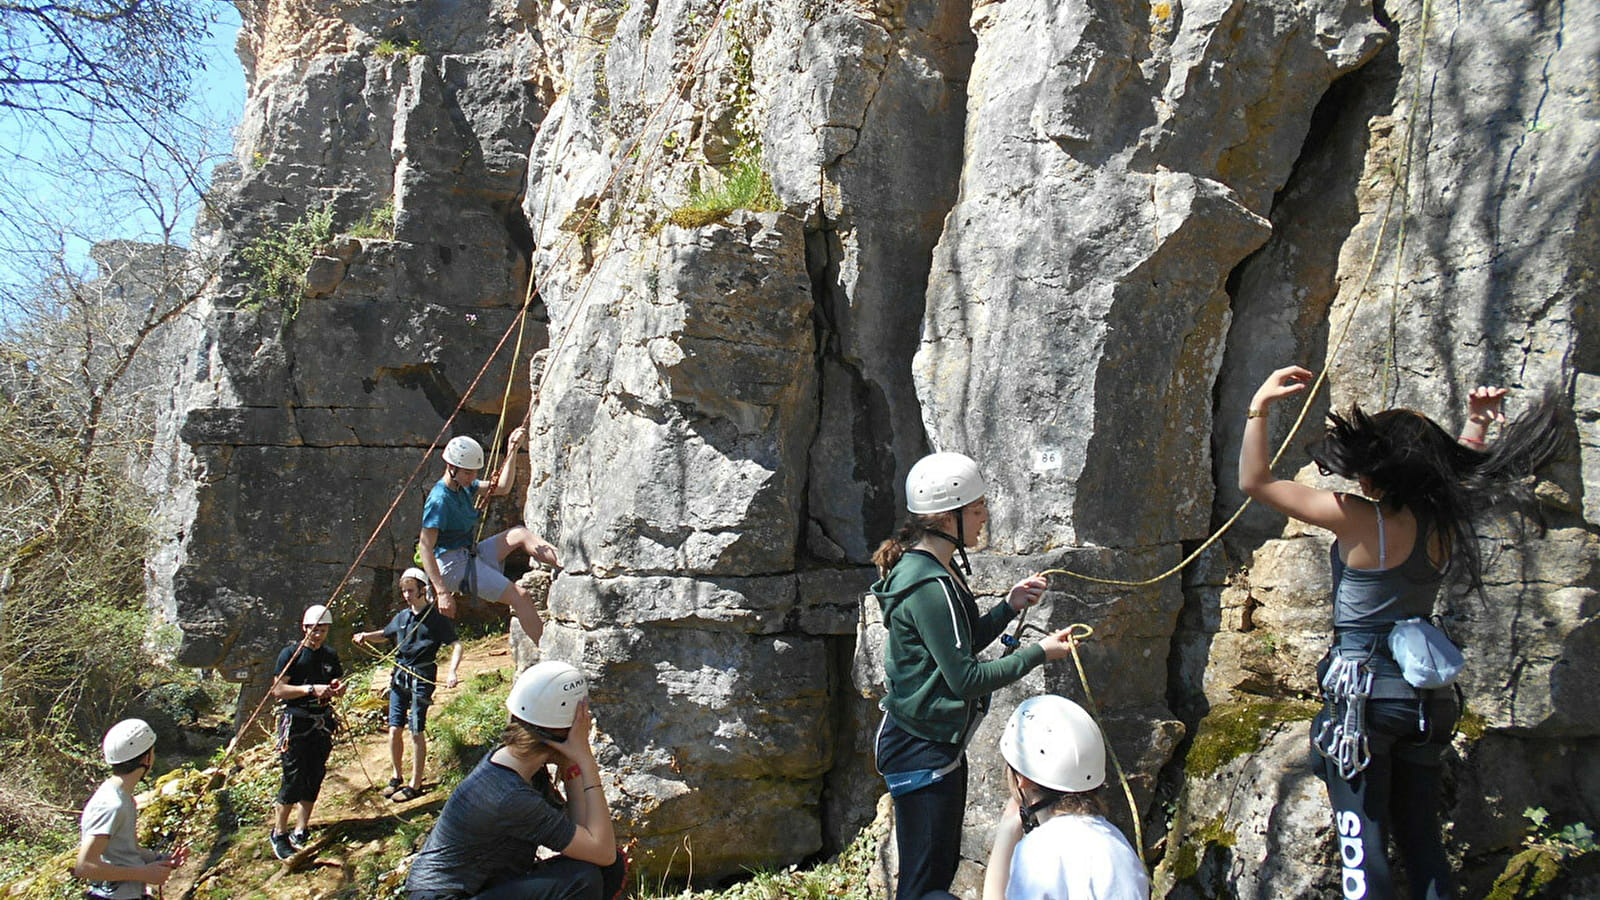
405, 752, 579, 897
275, 643, 343, 714
383, 604, 458, 677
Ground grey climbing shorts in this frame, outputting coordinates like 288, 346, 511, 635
436, 532, 511, 602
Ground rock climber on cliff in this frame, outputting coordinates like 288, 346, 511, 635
871, 451, 1084, 900
418, 426, 559, 642
1239, 369, 1568, 900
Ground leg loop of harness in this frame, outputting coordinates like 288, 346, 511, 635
1315, 653, 1374, 780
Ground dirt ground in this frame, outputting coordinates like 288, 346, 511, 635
167, 635, 518, 900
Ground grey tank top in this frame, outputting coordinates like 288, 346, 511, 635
1329, 498, 1445, 694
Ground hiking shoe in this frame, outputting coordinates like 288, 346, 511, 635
289, 829, 311, 850
381, 776, 403, 798
270, 830, 295, 860
391, 784, 423, 803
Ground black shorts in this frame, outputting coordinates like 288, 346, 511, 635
278, 714, 334, 805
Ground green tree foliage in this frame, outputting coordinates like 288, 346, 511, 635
0, 241, 212, 846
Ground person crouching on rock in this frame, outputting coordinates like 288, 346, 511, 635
405, 660, 626, 900
418, 427, 560, 642
872, 451, 1084, 900
981, 696, 1147, 900
268, 603, 346, 860
353, 566, 462, 803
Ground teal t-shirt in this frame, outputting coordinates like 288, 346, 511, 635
422, 479, 481, 553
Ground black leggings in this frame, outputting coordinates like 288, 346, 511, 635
470, 855, 626, 900
1313, 695, 1457, 900
890, 761, 967, 900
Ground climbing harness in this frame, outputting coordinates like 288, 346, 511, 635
876, 699, 987, 797
1314, 652, 1375, 780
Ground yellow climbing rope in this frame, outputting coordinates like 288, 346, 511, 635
1040, 0, 1434, 589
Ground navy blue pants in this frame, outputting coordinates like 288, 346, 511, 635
877, 715, 967, 900
1313, 695, 1457, 900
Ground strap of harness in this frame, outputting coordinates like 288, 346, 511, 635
1372, 497, 1387, 569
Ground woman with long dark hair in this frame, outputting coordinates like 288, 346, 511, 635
872, 452, 1081, 900
1239, 366, 1569, 900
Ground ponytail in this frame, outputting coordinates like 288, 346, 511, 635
873, 514, 949, 577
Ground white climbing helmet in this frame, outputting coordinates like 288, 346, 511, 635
102, 718, 157, 765
1000, 695, 1106, 793
302, 604, 333, 627
506, 660, 587, 730
906, 452, 987, 514
443, 435, 485, 470
399, 567, 430, 591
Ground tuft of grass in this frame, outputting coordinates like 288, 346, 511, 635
630, 813, 881, 900
239, 202, 335, 319
347, 199, 395, 239
374, 38, 424, 61
667, 152, 780, 229
429, 670, 510, 786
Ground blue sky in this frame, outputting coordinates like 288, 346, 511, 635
0, 3, 247, 291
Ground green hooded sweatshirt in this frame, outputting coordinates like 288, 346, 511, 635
872, 549, 1047, 743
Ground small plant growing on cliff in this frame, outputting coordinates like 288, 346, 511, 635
667, 146, 780, 229
1485, 808, 1598, 899
348, 199, 396, 239
239, 203, 335, 319
1523, 807, 1596, 857
374, 38, 424, 61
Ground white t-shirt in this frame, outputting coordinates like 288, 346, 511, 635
80, 779, 156, 899
1006, 813, 1149, 900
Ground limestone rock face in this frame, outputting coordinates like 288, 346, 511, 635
146, 0, 1600, 892
147, 1, 544, 681
1174, 0, 1600, 894
916, 0, 1383, 554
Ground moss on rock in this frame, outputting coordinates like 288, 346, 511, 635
1185, 698, 1319, 778
1486, 846, 1563, 899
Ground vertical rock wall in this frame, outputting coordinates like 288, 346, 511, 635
1166, 0, 1600, 896
147, 0, 1599, 893
148, 0, 546, 685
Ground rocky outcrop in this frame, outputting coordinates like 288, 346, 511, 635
147, 1, 545, 685
1171, 0, 1600, 895
146, 0, 1599, 892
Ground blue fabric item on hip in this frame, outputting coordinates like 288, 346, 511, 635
883, 765, 961, 797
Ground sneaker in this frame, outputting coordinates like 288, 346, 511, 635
381, 776, 403, 798
289, 829, 311, 850
269, 830, 295, 860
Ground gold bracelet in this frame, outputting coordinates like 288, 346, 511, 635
1246, 408, 1267, 419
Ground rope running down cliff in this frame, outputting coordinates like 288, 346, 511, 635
1038, 0, 1438, 589
218, 5, 736, 765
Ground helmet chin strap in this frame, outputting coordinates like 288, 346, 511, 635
925, 520, 972, 577
1014, 778, 1064, 834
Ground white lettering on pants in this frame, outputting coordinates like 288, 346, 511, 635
1338, 811, 1367, 899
